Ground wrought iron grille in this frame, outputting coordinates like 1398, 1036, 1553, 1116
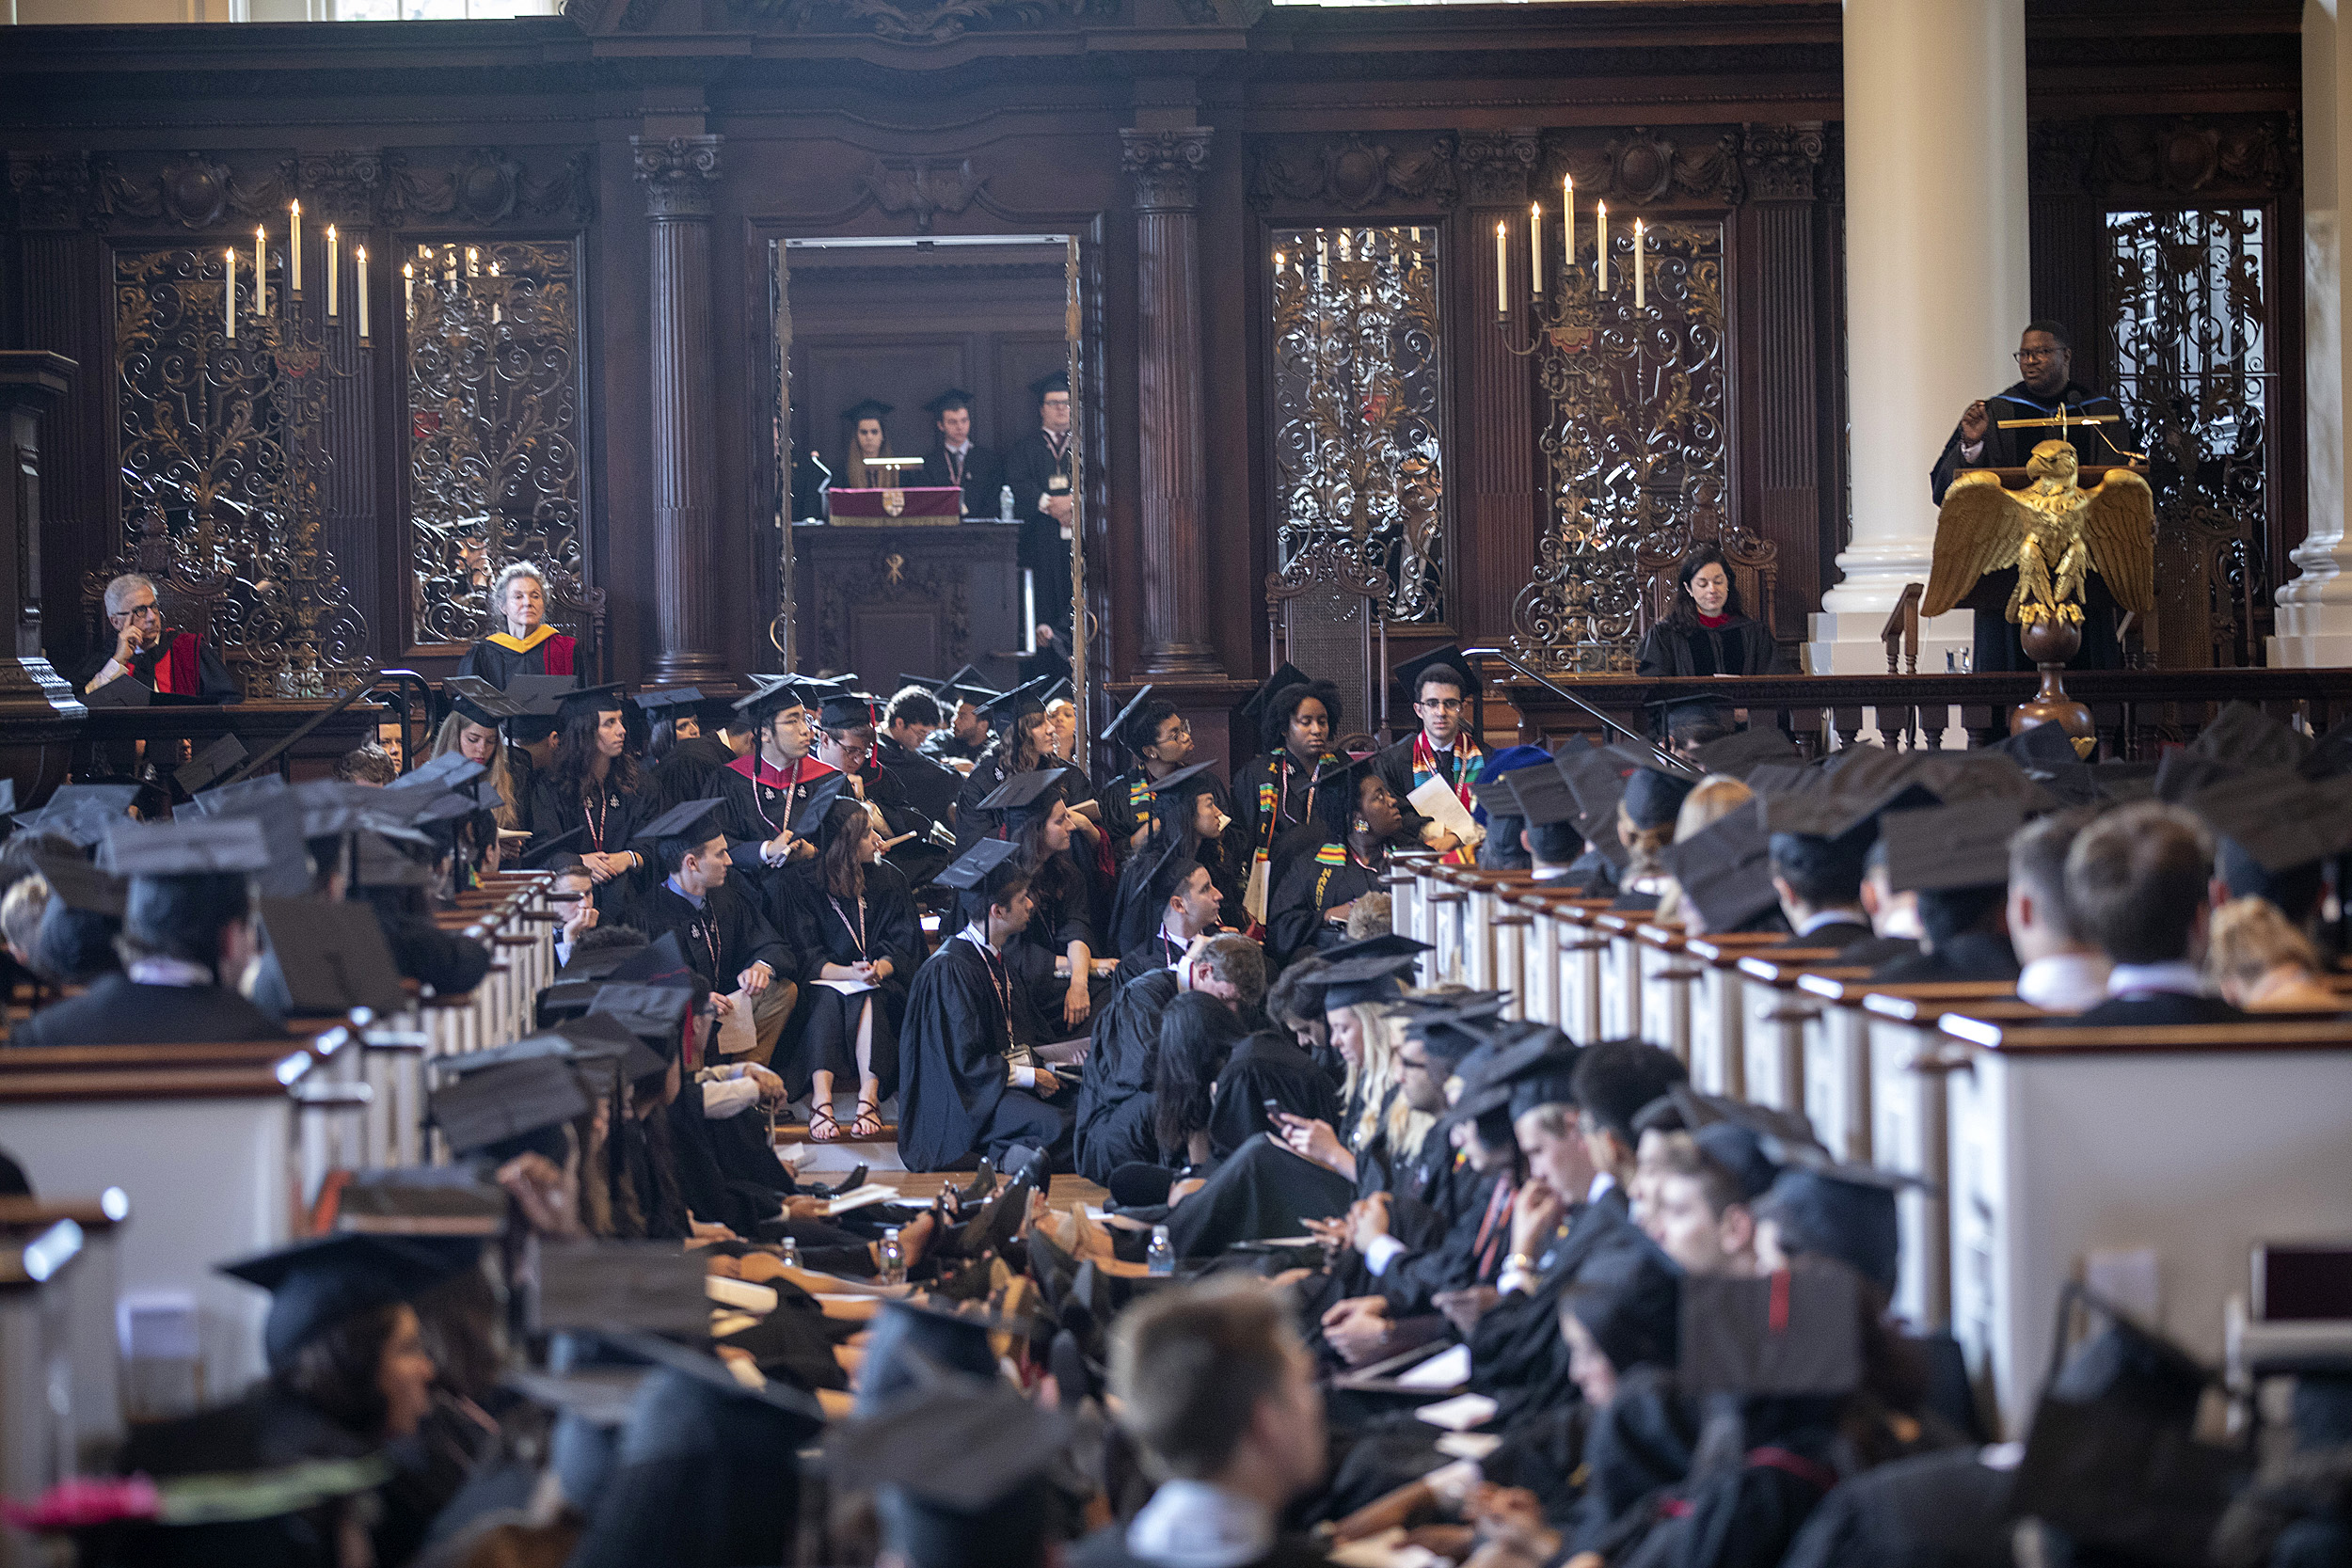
110, 245, 370, 697
1268, 225, 1446, 623
1513, 218, 1729, 672
403, 238, 586, 652
2104, 208, 2273, 666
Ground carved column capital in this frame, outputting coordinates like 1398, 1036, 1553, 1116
1121, 128, 1214, 213
8, 151, 90, 231
1455, 129, 1539, 206
1740, 121, 1827, 201
632, 134, 723, 219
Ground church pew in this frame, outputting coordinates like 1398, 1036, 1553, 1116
1634, 922, 1695, 1061
0, 1063, 368, 1401
1731, 951, 1853, 1113
1931, 1014, 2352, 1438
0, 1196, 127, 1524
1678, 934, 1783, 1096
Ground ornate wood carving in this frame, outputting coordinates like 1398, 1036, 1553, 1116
2027, 113, 2298, 198
14, 146, 594, 232
1123, 130, 1214, 214
815, 547, 972, 667
1456, 130, 1539, 207
1541, 127, 1745, 209
1739, 122, 1826, 202
854, 156, 988, 232
1247, 134, 1460, 213
727, 0, 1114, 45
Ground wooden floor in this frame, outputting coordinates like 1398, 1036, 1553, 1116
885, 1172, 1109, 1212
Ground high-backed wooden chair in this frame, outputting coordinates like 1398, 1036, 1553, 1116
1632, 504, 1781, 642
1265, 538, 1393, 746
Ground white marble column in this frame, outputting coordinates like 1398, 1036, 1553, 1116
2273, 0, 2352, 667
1809, 0, 2029, 673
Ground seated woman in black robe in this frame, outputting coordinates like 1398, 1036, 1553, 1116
526, 684, 651, 926
777, 795, 923, 1141
1634, 543, 1784, 680
1105, 760, 1248, 958
453, 561, 581, 689
955, 773, 1109, 1048
952, 682, 1058, 851
1231, 675, 1344, 895
1265, 757, 1407, 968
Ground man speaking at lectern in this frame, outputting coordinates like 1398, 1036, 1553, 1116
1929, 320, 2139, 672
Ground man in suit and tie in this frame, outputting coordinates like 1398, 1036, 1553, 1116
919, 388, 1003, 521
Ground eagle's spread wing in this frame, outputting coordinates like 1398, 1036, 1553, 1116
1922, 474, 2031, 619
2081, 469, 2156, 623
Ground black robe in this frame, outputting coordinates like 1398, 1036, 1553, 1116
850, 758, 948, 889
1374, 733, 1487, 849
525, 767, 652, 924
1765, 918, 1873, 954
70, 626, 236, 701
11, 974, 288, 1047
1206, 1029, 1342, 1158
637, 878, 794, 995
2055, 991, 2247, 1027
897, 932, 1063, 1172
919, 441, 1004, 519
1114, 927, 1191, 988
1232, 749, 1343, 857
1467, 1189, 1657, 1424
651, 735, 741, 814
1635, 614, 1783, 679
873, 734, 963, 838
955, 851, 1107, 1047
1872, 929, 2019, 984
922, 728, 989, 767
1106, 823, 1250, 957
1266, 843, 1385, 967
1001, 426, 1076, 635
1074, 969, 1177, 1184
775, 860, 923, 1099
453, 633, 581, 689
708, 753, 838, 914
1100, 768, 1160, 859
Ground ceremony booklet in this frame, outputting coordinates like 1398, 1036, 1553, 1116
1332, 1336, 1465, 1396
822, 1183, 902, 1217
1406, 776, 1484, 847
813, 977, 877, 996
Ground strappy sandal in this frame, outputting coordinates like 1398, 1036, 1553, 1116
850, 1099, 884, 1140
805, 1103, 843, 1143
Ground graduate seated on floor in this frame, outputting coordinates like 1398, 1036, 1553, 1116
1074, 930, 1265, 1186
1098, 686, 1196, 859
899, 839, 1077, 1172
957, 767, 1112, 1049
1264, 754, 1411, 969
1108, 832, 1229, 986
628, 797, 799, 1068
1107, 760, 1248, 964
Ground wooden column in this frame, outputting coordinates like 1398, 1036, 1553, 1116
0, 353, 89, 784
1741, 123, 1829, 643
633, 134, 725, 684
1122, 127, 1223, 677
1456, 130, 1540, 641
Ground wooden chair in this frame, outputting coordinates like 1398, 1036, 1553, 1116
1632, 503, 1781, 643
1264, 537, 1394, 745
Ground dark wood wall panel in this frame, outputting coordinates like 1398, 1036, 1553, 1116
15, 231, 103, 668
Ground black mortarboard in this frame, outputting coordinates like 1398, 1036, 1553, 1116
44, 784, 143, 815
1029, 370, 1070, 401
503, 674, 578, 719
1986, 719, 2082, 774
831, 1376, 1071, 1515
433, 1029, 579, 1078
1691, 1119, 1783, 1202
586, 984, 694, 1064
1659, 806, 1778, 932
977, 673, 1064, 726
431, 1055, 595, 1158
628, 797, 730, 851
818, 690, 882, 731
1756, 1157, 1929, 1292
550, 1014, 668, 1088
1692, 725, 1799, 780
920, 664, 1001, 707
1470, 773, 1526, 818
1102, 684, 1159, 749
2188, 701, 2312, 771
1233, 661, 1312, 730
1607, 737, 1702, 780
933, 837, 1022, 893
843, 397, 894, 423
854, 1297, 1008, 1415
386, 750, 484, 796
353, 831, 439, 890
1393, 643, 1478, 704
1309, 751, 1381, 793
1316, 950, 1421, 1009
29, 847, 127, 917
519, 824, 589, 868
976, 768, 1071, 818
1878, 800, 2022, 893
259, 898, 408, 1016
532, 1244, 712, 1340
601, 931, 695, 990
205, 790, 321, 898
219, 1231, 480, 1372
1320, 932, 1435, 964
2303, 714, 2352, 782
333, 1165, 507, 1236
1668, 1085, 1825, 1153
1677, 1260, 1865, 1397
555, 682, 628, 727
1503, 768, 1582, 829
923, 387, 977, 416
10, 788, 140, 849
630, 687, 704, 720
1449, 1037, 1583, 1124
101, 815, 271, 878
2153, 749, 2241, 804
1563, 1243, 1682, 1374
1621, 766, 1698, 831
445, 675, 528, 729
2188, 768, 2352, 874
177, 773, 286, 821
787, 773, 853, 839
594, 1328, 827, 1439
1144, 759, 1220, 800
174, 734, 249, 798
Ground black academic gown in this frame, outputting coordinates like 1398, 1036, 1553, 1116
1114, 927, 1190, 988
525, 767, 651, 925
1872, 929, 2019, 984
709, 754, 838, 913
2056, 990, 2246, 1027
70, 626, 237, 701
919, 442, 1003, 518
651, 735, 741, 813
873, 734, 962, 838
1232, 749, 1343, 857
954, 852, 1107, 1047
775, 860, 923, 1099
11, 974, 288, 1046
1766, 917, 1874, 955
1374, 734, 1486, 848
637, 877, 793, 997
897, 933, 1069, 1172
452, 633, 581, 689
1267, 843, 1386, 967
1073, 968, 1177, 1184
1207, 1029, 1343, 1158
1002, 427, 1076, 635
1635, 615, 1784, 679
1467, 1189, 1656, 1424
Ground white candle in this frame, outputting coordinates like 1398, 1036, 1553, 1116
253, 227, 266, 317
1596, 201, 1609, 293
1531, 202, 1543, 296
1564, 175, 1574, 272
289, 200, 302, 293
466, 245, 479, 279
403, 261, 415, 321
1634, 218, 1646, 310
1494, 219, 1507, 315
488, 260, 501, 325
357, 246, 369, 341
1316, 235, 1327, 285
326, 225, 339, 319
224, 247, 236, 340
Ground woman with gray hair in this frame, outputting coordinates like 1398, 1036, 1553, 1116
73, 571, 234, 699
453, 560, 580, 689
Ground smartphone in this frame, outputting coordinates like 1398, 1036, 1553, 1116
1263, 1098, 1283, 1119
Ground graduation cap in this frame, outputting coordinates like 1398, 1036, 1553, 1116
923, 387, 977, 416
530, 1243, 715, 1341
934, 837, 1023, 895
219, 1231, 481, 1373
2187, 701, 2312, 771
592, 1327, 827, 1442
1877, 800, 2023, 894
977, 673, 1065, 727
2188, 768, 2352, 874
552, 682, 628, 728
1450, 1037, 1584, 1124
2302, 714, 2352, 783
842, 397, 895, 423
1029, 370, 1070, 402
1393, 643, 1478, 704
1654, 693, 1740, 746
445, 675, 529, 730
630, 687, 704, 722
1690, 1119, 1784, 1202
549, 1014, 669, 1089
1308, 751, 1380, 794
173, 734, 248, 798
432, 1029, 580, 1079
333, 1165, 508, 1236
385, 750, 485, 796
1658, 806, 1779, 932
831, 1375, 1072, 1524
2153, 749, 2242, 805
781, 772, 851, 840
1621, 765, 1698, 831
1755, 1157, 1931, 1292
1321, 932, 1435, 964
1985, 718, 2083, 775
586, 981, 694, 1061
1101, 684, 1159, 750
1677, 1260, 1865, 1398
1139, 761, 1219, 805
503, 673, 578, 721
1503, 767, 1582, 829
101, 814, 271, 879
1233, 660, 1312, 734
10, 798, 132, 851
431, 1055, 595, 1159
519, 824, 589, 869
818, 689, 882, 731
911, 664, 1001, 709
976, 768, 1071, 822
1562, 1243, 1682, 1375
628, 797, 730, 854
29, 846, 127, 918
1691, 725, 1799, 780
44, 783, 143, 815
1316, 950, 1421, 1009
854, 1296, 1009, 1416
1668, 1084, 1824, 1155
258, 898, 408, 1016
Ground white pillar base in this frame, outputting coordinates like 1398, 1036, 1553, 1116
1804, 609, 1975, 675
2268, 598, 2352, 667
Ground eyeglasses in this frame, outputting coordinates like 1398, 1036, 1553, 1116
2014, 347, 2065, 364
1417, 697, 1465, 712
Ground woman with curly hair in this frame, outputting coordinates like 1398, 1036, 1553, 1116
455, 560, 582, 689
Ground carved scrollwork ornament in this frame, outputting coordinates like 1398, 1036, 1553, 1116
7, 150, 91, 231
633, 135, 723, 218
855, 157, 987, 232
1738, 122, 1825, 202
1247, 133, 1461, 213
1121, 129, 1214, 213
1455, 130, 1538, 206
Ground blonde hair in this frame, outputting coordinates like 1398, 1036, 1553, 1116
2206, 895, 2321, 992
432, 709, 520, 830
1616, 800, 1676, 879
1334, 1004, 1433, 1161
1656, 774, 1754, 924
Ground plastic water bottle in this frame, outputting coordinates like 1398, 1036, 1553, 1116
999, 483, 1016, 522
880, 1227, 906, 1285
1147, 1224, 1174, 1277
777, 1234, 799, 1273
